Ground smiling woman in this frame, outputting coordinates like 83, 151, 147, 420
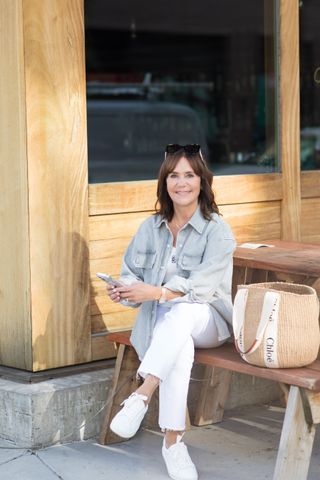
165, 158, 201, 214
105, 143, 236, 480
166, 158, 201, 213
156, 145, 219, 223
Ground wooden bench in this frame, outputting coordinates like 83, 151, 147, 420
100, 330, 320, 480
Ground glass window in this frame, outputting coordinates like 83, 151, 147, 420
85, 0, 278, 183
300, 0, 320, 171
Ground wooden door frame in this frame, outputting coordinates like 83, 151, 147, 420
279, 0, 301, 240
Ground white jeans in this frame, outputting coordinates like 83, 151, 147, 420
138, 302, 228, 431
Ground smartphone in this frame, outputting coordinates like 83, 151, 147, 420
96, 272, 123, 287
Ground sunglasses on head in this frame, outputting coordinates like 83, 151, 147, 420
165, 144, 201, 155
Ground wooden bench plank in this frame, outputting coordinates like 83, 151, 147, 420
108, 331, 320, 392
234, 240, 320, 277
194, 347, 320, 391
108, 330, 132, 345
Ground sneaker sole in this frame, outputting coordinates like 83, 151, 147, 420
165, 469, 198, 480
110, 419, 137, 439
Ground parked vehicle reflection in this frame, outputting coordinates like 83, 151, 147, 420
87, 99, 208, 183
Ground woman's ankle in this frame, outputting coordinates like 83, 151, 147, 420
134, 386, 150, 404
164, 430, 184, 449
135, 374, 160, 404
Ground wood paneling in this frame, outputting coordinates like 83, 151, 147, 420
89, 213, 150, 287
23, 0, 90, 370
89, 212, 147, 340
91, 310, 136, 334
214, 174, 282, 205
89, 174, 283, 215
0, 0, 32, 369
280, 0, 301, 240
89, 211, 150, 242
89, 202, 281, 269
301, 171, 320, 199
89, 180, 157, 215
91, 335, 116, 361
221, 201, 281, 243
301, 198, 320, 244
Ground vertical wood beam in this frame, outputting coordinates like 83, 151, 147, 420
279, 0, 301, 240
0, 0, 90, 371
0, 0, 32, 369
264, 0, 276, 155
23, 0, 90, 370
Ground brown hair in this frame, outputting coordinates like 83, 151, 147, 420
155, 149, 220, 221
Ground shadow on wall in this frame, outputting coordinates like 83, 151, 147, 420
32, 232, 91, 371
4, 232, 115, 448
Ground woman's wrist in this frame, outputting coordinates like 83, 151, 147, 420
158, 287, 167, 303
154, 286, 162, 301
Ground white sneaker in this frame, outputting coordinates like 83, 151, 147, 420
110, 392, 148, 439
162, 436, 198, 480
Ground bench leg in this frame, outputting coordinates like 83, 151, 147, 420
99, 344, 140, 445
232, 267, 247, 301
99, 343, 162, 444
273, 386, 315, 480
192, 366, 232, 426
142, 390, 191, 431
142, 388, 159, 430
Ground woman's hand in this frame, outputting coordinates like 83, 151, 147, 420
106, 284, 122, 303
115, 282, 161, 304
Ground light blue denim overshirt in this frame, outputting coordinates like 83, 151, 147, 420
119, 206, 236, 359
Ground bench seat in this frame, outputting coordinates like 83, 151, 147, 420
108, 330, 320, 391
100, 330, 320, 480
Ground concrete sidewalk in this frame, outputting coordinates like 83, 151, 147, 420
0, 404, 319, 480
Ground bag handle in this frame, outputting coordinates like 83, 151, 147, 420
233, 288, 280, 356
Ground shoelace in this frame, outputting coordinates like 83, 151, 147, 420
120, 392, 147, 407
169, 442, 194, 468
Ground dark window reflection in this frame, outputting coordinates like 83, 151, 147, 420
300, 0, 320, 171
85, 0, 277, 183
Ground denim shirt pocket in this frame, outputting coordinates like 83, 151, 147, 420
179, 253, 203, 274
133, 251, 157, 269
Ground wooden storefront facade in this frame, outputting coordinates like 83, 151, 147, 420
0, 0, 319, 372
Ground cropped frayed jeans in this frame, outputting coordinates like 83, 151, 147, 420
138, 302, 228, 431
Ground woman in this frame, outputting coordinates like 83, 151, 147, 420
107, 144, 236, 480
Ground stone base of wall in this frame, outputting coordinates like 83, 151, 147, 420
0, 369, 113, 449
0, 364, 279, 449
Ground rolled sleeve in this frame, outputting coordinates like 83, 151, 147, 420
164, 236, 236, 304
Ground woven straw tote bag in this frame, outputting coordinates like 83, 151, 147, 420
233, 282, 320, 368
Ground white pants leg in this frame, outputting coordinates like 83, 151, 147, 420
138, 302, 228, 431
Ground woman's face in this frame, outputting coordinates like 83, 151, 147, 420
166, 157, 201, 211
